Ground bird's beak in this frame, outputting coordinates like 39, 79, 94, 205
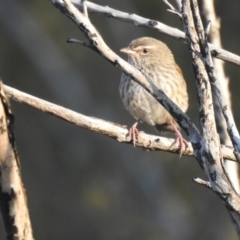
120, 47, 135, 55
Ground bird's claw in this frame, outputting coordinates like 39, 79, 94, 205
128, 127, 139, 147
173, 136, 189, 158
168, 119, 189, 158
127, 122, 139, 147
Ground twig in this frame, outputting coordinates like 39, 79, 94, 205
82, 0, 88, 17
193, 178, 211, 189
162, 0, 182, 17
67, 38, 92, 48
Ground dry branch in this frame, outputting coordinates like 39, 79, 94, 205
69, 0, 240, 66
0, 82, 33, 240
4, 85, 237, 160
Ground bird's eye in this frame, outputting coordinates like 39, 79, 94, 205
143, 48, 148, 54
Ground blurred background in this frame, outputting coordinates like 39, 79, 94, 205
0, 0, 240, 239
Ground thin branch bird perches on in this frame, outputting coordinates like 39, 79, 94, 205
4, 85, 237, 161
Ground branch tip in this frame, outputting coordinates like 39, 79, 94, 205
205, 20, 211, 37
163, 0, 182, 18
167, 9, 182, 18
163, 0, 178, 12
193, 178, 211, 188
67, 38, 91, 48
82, 0, 88, 17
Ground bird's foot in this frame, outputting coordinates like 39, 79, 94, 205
127, 121, 139, 147
169, 120, 189, 158
173, 136, 189, 158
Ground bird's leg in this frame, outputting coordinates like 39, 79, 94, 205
128, 120, 140, 147
169, 120, 189, 158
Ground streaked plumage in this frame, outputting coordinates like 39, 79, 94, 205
119, 37, 189, 155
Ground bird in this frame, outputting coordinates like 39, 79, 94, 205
119, 37, 189, 156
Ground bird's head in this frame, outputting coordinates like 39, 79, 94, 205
120, 37, 174, 66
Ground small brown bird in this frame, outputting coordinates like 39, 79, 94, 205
119, 37, 189, 155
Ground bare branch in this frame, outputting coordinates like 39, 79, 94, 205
162, 0, 182, 17
64, 0, 240, 66
163, 0, 177, 12
82, 0, 88, 17
193, 178, 211, 189
173, 0, 182, 11
67, 37, 92, 49
0, 82, 33, 240
4, 85, 237, 161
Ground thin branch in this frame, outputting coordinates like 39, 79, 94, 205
82, 0, 88, 17
4, 85, 188, 155
5, 85, 237, 160
2, 86, 183, 156
193, 178, 212, 189
162, 0, 182, 17
67, 37, 92, 48
204, 21, 211, 36
173, 0, 182, 11
163, 0, 178, 12
64, 0, 240, 66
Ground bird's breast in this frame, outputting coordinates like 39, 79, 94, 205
119, 73, 171, 126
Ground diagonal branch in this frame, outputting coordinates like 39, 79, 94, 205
67, 0, 240, 66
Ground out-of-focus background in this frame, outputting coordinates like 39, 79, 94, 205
0, 0, 240, 239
